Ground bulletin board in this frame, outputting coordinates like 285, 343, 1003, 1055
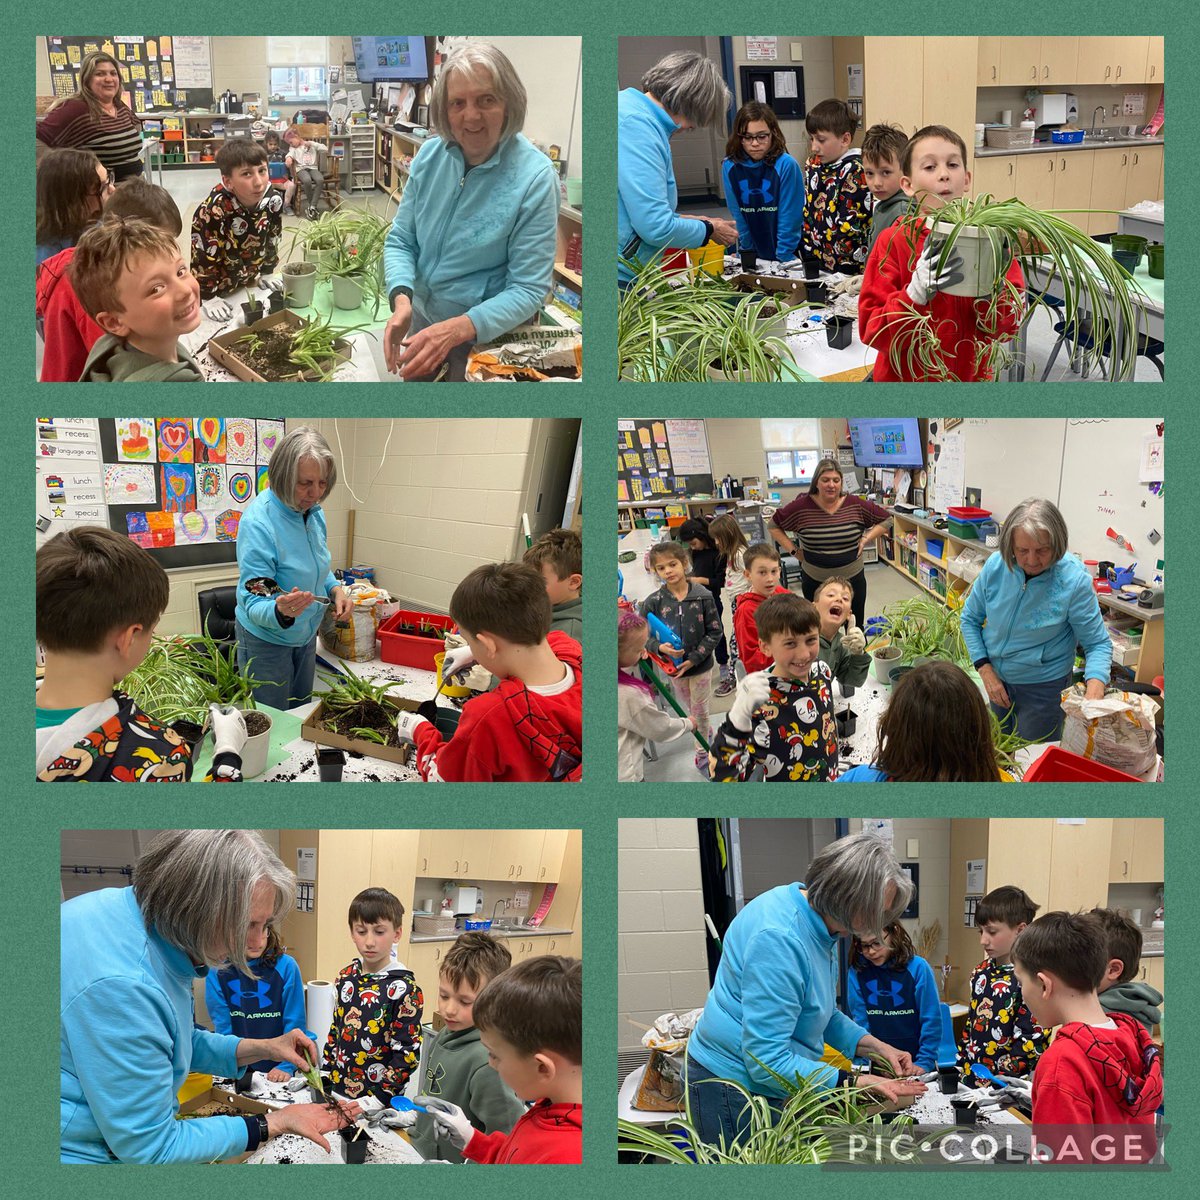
617, 419, 714, 503
44, 36, 214, 113
36, 417, 284, 570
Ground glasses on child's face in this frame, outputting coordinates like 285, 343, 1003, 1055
95, 173, 116, 196
741, 131, 771, 143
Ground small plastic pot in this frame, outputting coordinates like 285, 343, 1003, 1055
1110, 233, 1148, 261
1147, 242, 1164, 279
1112, 249, 1140, 274
806, 280, 829, 305
241, 300, 264, 324
739, 249, 758, 272
938, 1066, 960, 1094
331, 273, 365, 311
951, 1099, 979, 1126
317, 747, 346, 782
343, 1129, 368, 1164
268, 290, 287, 313
836, 707, 858, 738
235, 1070, 255, 1094
283, 261, 317, 308
802, 255, 821, 280
826, 315, 853, 349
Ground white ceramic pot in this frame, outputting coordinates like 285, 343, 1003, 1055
871, 645, 903, 684
282, 262, 317, 308
238, 709, 273, 779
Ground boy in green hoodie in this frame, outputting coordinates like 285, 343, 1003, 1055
525, 528, 582, 640
813, 577, 871, 690
73, 216, 204, 382
407, 932, 524, 1163
1090, 907, 1163, 1033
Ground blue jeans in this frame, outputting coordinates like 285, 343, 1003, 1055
395, 308, 470, 382
991, 671, 1073, 743
685, 1053, 781, 1149
235, 621, 317, 710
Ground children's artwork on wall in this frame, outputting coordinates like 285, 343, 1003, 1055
256, 464, 270, 493
175, 509, 213, 544
194, 417, 227, 463
227, 470, 254, 504
196, 464, 226, 509
103, 463, 156, 506
146, 510, 176, 547
156, 418, 194, 463
226, 418, 256, 465
116, 418, 156, 462
215, 509, 242, 541
257, 419, 284, 464
160, 463, 197, 513
126, 511, 153, 548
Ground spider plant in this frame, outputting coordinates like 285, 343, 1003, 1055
618, 1057, 919, 1165
287, 312, 374, 381
316, 670, 405, 739
870, 597, 971, 669
618, 253, 807, 382
313, 207, 391, 316
988, 707, 1037, 780
880, 193, 1150, 381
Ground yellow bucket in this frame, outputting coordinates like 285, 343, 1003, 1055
435, 652, 471, 698
178, 1072, 212, 1105
687, 240, 725, 278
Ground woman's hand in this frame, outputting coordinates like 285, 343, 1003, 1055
275, 587, 316, 619
978, 663, 1011, 708
856, 1075, 928, 1106
395, 314, 476, 381
265, 1101, 362, 1154
709, 217, 739, 245
1084, 678, 1107, 701
248, 1028, 321, 1074
330, 586, 354, 622
382, 295, 414, 374
266, 1068, 291, 1083
856, 1035, 917, 1078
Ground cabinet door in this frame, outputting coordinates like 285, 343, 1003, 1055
999, 37, 1041, 86
487, 830, 543, 882
864, 38, 923, 135
1040, 37, 1079, 86
1126, 146, 1164, 207
1088, 149, 1131, 236
537, 830, 569, 882
1145, 36, 1164, 84
1075, 37, 1115, 84
1047, 819, 1114, 912
973, 156, 1015, 200
417, 830, 464, 877
1112, 36, 1149, 84
404, 943, 446, 1014
1015, 153, 1057, 214
977, 37, 1003, 86
1129, 818, 1164, 883
1108, 818, 1137, 882
1141, 958, 1164, 1007
458, 829, 494, 879
1052, 150, 1094, 233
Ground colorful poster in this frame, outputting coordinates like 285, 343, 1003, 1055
126, 511, 153, 548
226, 418, 256, 464
146, 510, 176, 547
256, 419, 284, 464
156, 418, 193, 463
194, 416, 226, 462
256, 464, 270, 493
196, 464, 226, 509
159, 463, 196, 513
215, 509, 242, 542
104, 463, 157, 505
227, 470, 254, 505
175, 510, 213, 544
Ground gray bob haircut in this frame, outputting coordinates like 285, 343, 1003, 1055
641, 51, 731, 129
999, 497, 1069, 570
805, 833, 913, 937
267, 426, 337, 511
133, 830, 295, 977
430, 43, 527, 146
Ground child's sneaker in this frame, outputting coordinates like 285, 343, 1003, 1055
714, 675, 736, 697
694, 750, 710, 779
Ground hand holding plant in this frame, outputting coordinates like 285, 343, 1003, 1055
906, 237, 964, 306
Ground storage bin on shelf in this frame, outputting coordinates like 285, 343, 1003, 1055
949, 546, 987, 581
946, 516, 989, 540
925, 537, 945, 560
376, 609, 457, 670
947, 506, 991, 521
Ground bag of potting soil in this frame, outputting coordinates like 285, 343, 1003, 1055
1060, 684, 1159, 776
466, 327, 582, 382
634, 1009, 704, 1112
319, 600, 378, 662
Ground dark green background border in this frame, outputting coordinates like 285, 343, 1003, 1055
11, 3, 1196, 1195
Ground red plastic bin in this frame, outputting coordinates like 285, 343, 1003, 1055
377, 609, 457, 671
947, 506, 991, 520
1023, 746, 1143, 783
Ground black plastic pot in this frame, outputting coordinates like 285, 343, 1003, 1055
740, 249, 758, 271
343, 1129, 368, 1164
317, 747, 346, 782
235, 1070, 254, 1094
802, 255, 821, 280
241, 301, 264, 323
171, 719, 206, 751
268, 290, 287, 313
938, 1066, 960, 1094
836, 707, 858, 738
951, 1099, 979, 1126
826, 315, 853, 349
806, 281, 829, 305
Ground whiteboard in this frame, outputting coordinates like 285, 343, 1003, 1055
173, 35, 212, 89
952, 418, 1163, 568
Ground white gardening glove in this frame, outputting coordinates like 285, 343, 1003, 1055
440, 643, 477, 685
995, 1074, 1033, 1104
284, 1074, 310, 1093
202, 297, 234, 321
416, 1095, 474, 1150
396, 711, 431, 745
208, 703, 247, 759
830, 274, 863, 298
727, 670, 773, 732
906, 237, 964, 306
258, 275, 283, 293
369, 1107, 418, 1130
842, 614, 866, 654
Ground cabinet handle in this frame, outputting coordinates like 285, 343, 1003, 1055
462, 860, 468, 873
516, 865, 523, 877
549, 940, 557, 952
508, 865, 515, 877
1150, 66, 1156, 80
1061, 158, 1067, 171
1124, 859, 1129, 878
540, 866, 546, 879
1105, 66, 1112, 80
1048, 158, 1054, 173
1122, 154, 1128, 167
453, 860, 459, 873
1133, 153, 1139, 166
1007, 162, 1013, 177
1116, 66, 1122, 80
1043, 65, 1049, 80
1030, 65, 1037, 81
421, 857, 427, 872
434, 948, 441, 962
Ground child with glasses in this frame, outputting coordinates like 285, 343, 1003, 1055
721, 102, 803, 265
36, 148, 114, 265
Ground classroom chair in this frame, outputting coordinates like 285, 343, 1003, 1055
197, 586, 238, 657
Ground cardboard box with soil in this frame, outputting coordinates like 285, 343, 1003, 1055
209, 311, 352, 383
301, 698, 426, 766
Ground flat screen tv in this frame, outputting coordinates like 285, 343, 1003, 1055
847, 418, 925, 468
351, 37, 429, 83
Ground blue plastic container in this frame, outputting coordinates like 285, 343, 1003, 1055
926, 538, 945, 560
1051, 129, 1085, 144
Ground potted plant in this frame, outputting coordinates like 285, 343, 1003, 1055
882, 192, 1151, 381
315, 209, 390, 315
225, 312, 371, 382
282, 261, 318, 308
316, 671, 406, 749
290, 209, 350, 268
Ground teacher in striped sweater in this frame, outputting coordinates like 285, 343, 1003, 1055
770, 458, 892, 629
37, 52, 145, 182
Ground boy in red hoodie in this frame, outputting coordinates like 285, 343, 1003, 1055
733, 542, 791, 674
418, 955, 582, 1164
396, 562, 582, 781
1013, 911, 1163, 1165
858, 124, 1024, 381
36, 179, 183, 382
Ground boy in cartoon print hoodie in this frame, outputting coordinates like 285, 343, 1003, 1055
959, 956, 1049, 1078
190, 183, 284, 299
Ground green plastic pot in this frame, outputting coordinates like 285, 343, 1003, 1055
1147, 242, 1164, 279
1110, 234, 1148, 262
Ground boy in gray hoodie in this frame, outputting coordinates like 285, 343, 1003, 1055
1091, 907, 1163, 1032
525, 528, 582, 640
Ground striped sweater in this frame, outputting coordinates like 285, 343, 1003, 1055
772, 494, 891, 577
37, 97, 143, 173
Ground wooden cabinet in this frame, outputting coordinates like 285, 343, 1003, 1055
999, 36, 1042, 86
1140, 957, 1164, 1002
1145, 36, 1164, 84
1076, 37, 1150, 84
923, 38, 981, 168
488, 829, 543, 882
416, 829, 495, 878
986, 818, 1114, 913
1126, 145, 1164, 208
973, 155, 1015, 199
1108, 819, 1164, 883
1014, 153, 1057, 214
864, 38, 924, 138
977, 37, 1003, 86
1040, 38, 1079, 86
537, 829, 569, 882
1088, 147, 1133, 236
1051, 151, 1095, 233
1112, 37, 1150, 84
404, 942, 448, 1013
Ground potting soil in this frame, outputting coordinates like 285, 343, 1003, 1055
324, 701, 402, 746
246, 1127, 424, 1165
244, 711, 272, 737
260, 747, 418, 783
228, 326, 336, 381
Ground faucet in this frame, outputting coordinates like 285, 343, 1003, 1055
492, 900, 508, 922
1091, 106, 1106, 134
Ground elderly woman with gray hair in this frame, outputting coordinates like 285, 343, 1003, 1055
235, 427, 352, 709
60, 830, 358, 1163
961, 497, 1111, 742
685, 833, 926, 1148
381, 42, 560, 381
618, 51, 738, 288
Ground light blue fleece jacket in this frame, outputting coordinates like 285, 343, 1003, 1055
960, 552, 1112, 685
688, 884, 867, 1097
235, 488, 338, 648
617, 88, 709, 284
383, 133, 558, 342
61, 886, 245, 1164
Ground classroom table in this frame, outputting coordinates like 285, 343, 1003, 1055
1007, 244, 1164, 382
